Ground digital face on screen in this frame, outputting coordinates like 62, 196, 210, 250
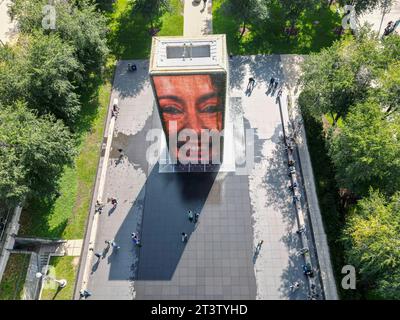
153, 74, 225, 164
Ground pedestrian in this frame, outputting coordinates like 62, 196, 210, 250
229, 52, 233, 60
277, 88, 283, 97
194, 212, 200, 223
270, 77, 275, 86
296, 247, 309, 256
247, 77, 255, 91
274, 81, 279, 90
296, 225, 306, 234
117, 148, 125, 164
113, 103, 119, 113
105, 240, 111, 249
131, 233, 141, 246
95, 200, 104, 213
290, 281, 300, 292
256, 240, 264, 252
187, 210, 194, 222
383, 21, 394, 36
181, 232, 188, 243
80, 289, 92, 299
111, 197, 118, 208
111, 240, 120, 250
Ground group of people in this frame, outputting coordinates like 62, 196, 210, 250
246, 77, 283, 97
181, 210, 201, 243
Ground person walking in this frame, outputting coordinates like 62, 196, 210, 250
290, 281, 300, 292
111, 240, 120, 250
181, 232, 188, 243
80, 289, 92, 299
116, 148, 125, 165
194, 212, 200, 223
105, 240, 111, 248
269, 77, 275, 87
131, 232, 141, 247
256, 240, 264, 252
187, 210, 194, 222
95, 200, 104, 213
247, 77, 255, 91
111, 197, 118, 209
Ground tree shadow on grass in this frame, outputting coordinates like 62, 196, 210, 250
108, 3, 153, 60
214, 0, 342, 55
212, 1, 240, 54
19, 196, 69, 239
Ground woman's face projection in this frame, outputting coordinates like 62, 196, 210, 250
153, 74, 225, 164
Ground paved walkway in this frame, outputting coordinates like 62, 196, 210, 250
281, 55, 339, 300
184, 0, 213, 36
0, 0, 17, 44
78, 56, 319, 300
357, 0, 400, 35
56, 240, 83, 257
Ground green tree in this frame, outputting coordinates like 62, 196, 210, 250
342, 189, 400, 299
0, 32, 82, 125
329, 100, 400, 196
10, 0, 109, 75
133, 0, 170, 30
376, 61, 400, 116
299, 30, 399, 124
278, 0, 321, 27
338, 0, 393, 14
0, 102, 75, 206
223, 0, 269, 40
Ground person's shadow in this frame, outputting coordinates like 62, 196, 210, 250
108, 206, 116, 216
252, 242, 264, 264
102, 244, 110, 259
245, 82, 256, 96
91, 258, 100, 274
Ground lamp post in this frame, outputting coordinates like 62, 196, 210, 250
35, 272, 67, 288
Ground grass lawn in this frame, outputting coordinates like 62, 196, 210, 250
213, 0, 342, 55
40, 256, 79, 300
18, 78, 111, 240
0, 253, 30, 300
108, 0, 183, 59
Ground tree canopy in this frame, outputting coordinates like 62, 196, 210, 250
0, 102, 75, 206
299, 30, 400, 124
10, 0, 109, 75
133, 0, 170, 29
329, 99, 400, 196
0, 32, 82, 125
223, 0, 269, 39
342, 189, 400, 299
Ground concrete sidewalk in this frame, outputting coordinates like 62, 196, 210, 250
280, 54, 339, 300
184, 0, 213, 36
